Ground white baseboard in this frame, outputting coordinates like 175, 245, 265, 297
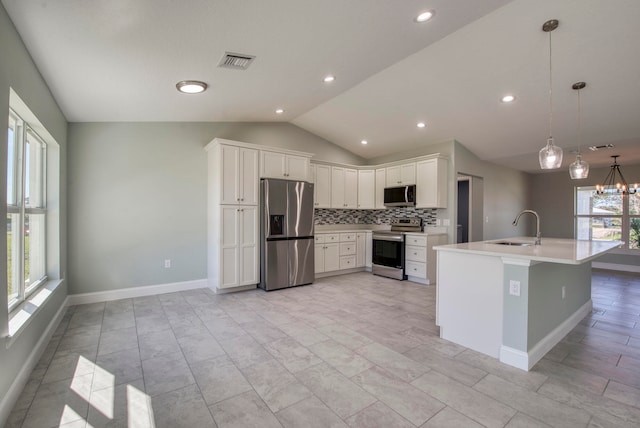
0, 296, 69, 427
214, 284, 257, 294
500, 299, 592, 371
66, 279, 208, 306
314, 267, 365, 279
592, 262, 640, 274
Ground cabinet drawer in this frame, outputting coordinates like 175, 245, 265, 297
405, 245, 426, 262
339, 242, 356, 256
405, 235, 427, 247
314, 235, 325, 244
324, 234, 340, 243
339, 233, 356, 242
405, 261, 426, 278
339, 256, 356, 270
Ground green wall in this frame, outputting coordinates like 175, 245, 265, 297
67, 122, 363, 295
0, 3, 68, 423
531, 163, 640, 267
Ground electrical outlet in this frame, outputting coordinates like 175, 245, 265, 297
509, 280, 521, 296
443, 219, 451, 226
486, 216, 489, 223
562, 286, 566, 299
164, 259, 171, 268
436, 219, 442, 226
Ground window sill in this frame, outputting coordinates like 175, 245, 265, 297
6, 279, 64, 349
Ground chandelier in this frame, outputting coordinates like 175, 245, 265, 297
596, 156, 638, 195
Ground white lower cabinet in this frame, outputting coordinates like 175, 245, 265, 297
315, 241, 340, 274
219, 206, 258, 289
365, 232, 372, 269
403, 233, 447, 285
356, 233, 366, 268
315, 232, 369, 276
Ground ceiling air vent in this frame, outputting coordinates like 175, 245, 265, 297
588, 144, 615, 151
218, 52, 255, 70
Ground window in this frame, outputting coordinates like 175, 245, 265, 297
7, 109, 48, 311
575, 186, 640, 250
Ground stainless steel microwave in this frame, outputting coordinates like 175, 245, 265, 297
384, 185, 416, 207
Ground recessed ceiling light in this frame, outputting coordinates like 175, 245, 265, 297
501, 94, 515, 103
417, 122, 426, 128
176, 80, 208, 94
361, 140, 368, 145
275, 108, 285, 114
323, 75, 336, 83
415, 10, 435, 23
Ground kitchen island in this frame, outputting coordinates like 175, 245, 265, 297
434, 237, 621, 371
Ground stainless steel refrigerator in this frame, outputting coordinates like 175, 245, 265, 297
259, 178, 315, 291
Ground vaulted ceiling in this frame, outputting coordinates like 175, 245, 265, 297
3, 0, 640, 172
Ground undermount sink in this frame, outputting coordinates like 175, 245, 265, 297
492, 241, 532, 247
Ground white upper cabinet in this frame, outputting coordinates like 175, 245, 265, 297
375, 168, 386, 209
261, 151, 310, 181
357, 169, 375, 209
220, 144, 258, 205
331, 166, 357, 208
416, 157, 448, 208
286, 155, 310, 181
386, 162, 416, 186
311, 163, 331, 208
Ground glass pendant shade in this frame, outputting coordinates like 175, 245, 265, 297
569, 153, 589, 179
539, 137, 563, 169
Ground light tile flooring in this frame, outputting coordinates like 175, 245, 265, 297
6, 270, 640, 427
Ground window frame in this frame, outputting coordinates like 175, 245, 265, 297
7, 109, 48, 312
575, 185, 639, 252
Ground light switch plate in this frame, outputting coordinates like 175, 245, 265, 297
509, 280, 521, 296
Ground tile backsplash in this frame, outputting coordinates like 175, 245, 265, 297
314, 208, 438, 226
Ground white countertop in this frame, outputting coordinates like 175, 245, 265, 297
434, 237, 622, 265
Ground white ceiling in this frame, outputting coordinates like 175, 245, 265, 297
3, 0, 640, 173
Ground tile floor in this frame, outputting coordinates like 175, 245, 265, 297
5, 269, 640, 427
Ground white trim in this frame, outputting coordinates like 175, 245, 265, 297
407, 275, 431, 285
66, 279, 208, 306
592, 262, 640, 273
499, 299, 592, 371
501, 257, 541, 267
7, 279, 64, 342
0, 296, 69, 426
498, 346, 529, 371
314, 267, 365, 279
214, 284, 257, 294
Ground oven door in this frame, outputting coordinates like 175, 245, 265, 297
372, 235, 404, 269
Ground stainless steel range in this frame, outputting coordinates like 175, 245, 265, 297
372, 217, 422, 280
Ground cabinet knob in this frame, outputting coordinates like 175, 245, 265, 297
414, 252, 418, 255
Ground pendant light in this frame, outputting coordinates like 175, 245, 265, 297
569, 82, 589, 179
538, 19, 563, 169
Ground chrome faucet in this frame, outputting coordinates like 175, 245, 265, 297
512, 210, 541, 245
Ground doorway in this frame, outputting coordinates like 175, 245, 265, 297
457, 174, 484, 243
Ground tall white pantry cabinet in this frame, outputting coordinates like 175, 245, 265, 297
206, 138, 313, 291
206, 141, 259, 290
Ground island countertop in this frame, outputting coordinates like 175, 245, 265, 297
434, 237, 622, 265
